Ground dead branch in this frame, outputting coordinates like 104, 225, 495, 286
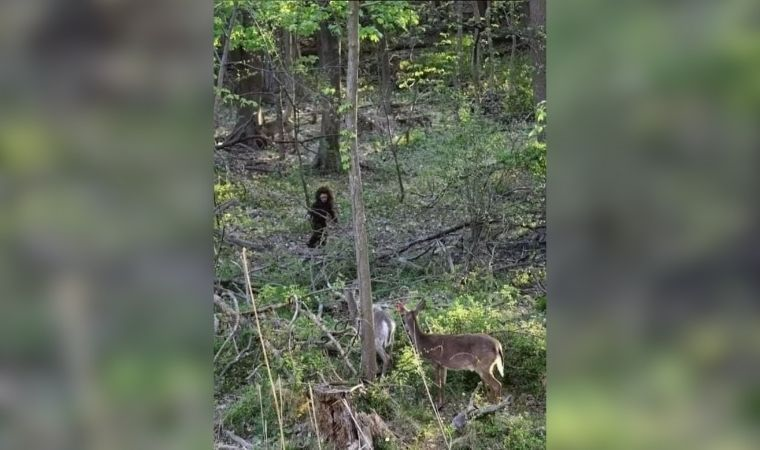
224, 430, 253, 450
217, 333, 254, 379
239, 300, 292, 316
214, 291, 241, 363
217, 232, 267, 252
301, 301, 358, 376
287, 297, 301, 350
451, 394, 513, 431
376, 222, 471, 260
214, 199, 240, 215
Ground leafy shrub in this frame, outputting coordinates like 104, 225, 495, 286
504, 413, 546, 450
424, 294, 504, 335
505, 325, 546, 395
357, 383, 395, 419
452, 413, 544, 450
388, 345, 423, 389
505, 101, 546, 180
224, 384, 277, 437
501, 59, 536, 119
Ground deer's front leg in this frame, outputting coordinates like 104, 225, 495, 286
436, 365, 447, 409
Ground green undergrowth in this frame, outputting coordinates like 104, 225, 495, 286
215, 107, 545, 448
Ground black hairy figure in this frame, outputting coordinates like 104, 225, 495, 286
307, 186, 337, 248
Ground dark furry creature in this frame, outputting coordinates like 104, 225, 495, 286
307, 186, 337, 248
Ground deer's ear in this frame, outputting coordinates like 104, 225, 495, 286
415, 299, 426, 311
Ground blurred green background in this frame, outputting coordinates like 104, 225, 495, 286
0, 1, 211, 449
550, 0, 760, 449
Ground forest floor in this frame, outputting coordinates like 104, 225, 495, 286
213, 95, 546, 449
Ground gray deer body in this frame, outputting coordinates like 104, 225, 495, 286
397, 300, 504, 407
371, 306, 396, 376
345, 283, 396, 376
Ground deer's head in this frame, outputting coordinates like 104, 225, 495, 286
396, 299, 426, 337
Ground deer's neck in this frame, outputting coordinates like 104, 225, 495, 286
407, 316, 433, 350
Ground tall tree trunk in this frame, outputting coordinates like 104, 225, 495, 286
281, 29, 295, 123
485, 0, 495, 86
347, 0, 376, 381
529, 0, 546, 104
214, 7, 237, 126
508, 0, 517, 75
455, 0, 463, 92
315, 16, 342, 172
472, 0, 482, 96
377, 33, 405, 202
227, 13, 267, 145
377, 34, 392, 121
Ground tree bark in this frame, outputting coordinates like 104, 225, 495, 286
377, 34, 392, 122
281, 29, 296, 123
315, 13, 342, 172
485, 0, 495, 86
313, 384, 371, 449
347, 0, 377, 381
214, 7, 237, 125
472, 0, 482, 96
529, 0, 546, 104
455, 0, 463, 93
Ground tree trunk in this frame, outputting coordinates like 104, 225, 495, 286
347, 0, 377, 381
377, 34, 392, 122
485, 0, 495, 86
214, 7, 237, 126
529, 0, 546, 104
227, 13, 268, 146
377, 34, 405, 203
472, 0, 482, 96
315, 15, 342, 172
281, 29, 295, 123
455, 0, 463, 92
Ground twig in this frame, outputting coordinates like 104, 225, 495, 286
239, 300, 292, 316
218, 333, 254, 379
341, 398, 372, 449
287, 298, 300, 350
436, 239, 456, 273
399, 321, 451, 449
257, 384, 268, 449
308, 383, 323, 450
242, 248, 286, 449
214, 291, 240, 363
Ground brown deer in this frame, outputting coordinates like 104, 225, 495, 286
396, 299, 504, 407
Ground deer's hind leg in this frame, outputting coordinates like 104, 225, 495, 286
376, 345, 391, 376
477, 367, 502, 403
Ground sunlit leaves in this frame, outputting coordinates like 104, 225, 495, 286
359, 25, 382, 43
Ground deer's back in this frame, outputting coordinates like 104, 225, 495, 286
373, 307, 395, 348
417, 332, 501, 370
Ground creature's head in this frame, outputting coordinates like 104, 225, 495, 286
396, 299, 426, 332
315, 186, 332, 204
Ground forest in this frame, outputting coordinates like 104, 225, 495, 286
213, 1, 546, 448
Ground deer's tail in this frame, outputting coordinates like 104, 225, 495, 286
495, 343, 504, 377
